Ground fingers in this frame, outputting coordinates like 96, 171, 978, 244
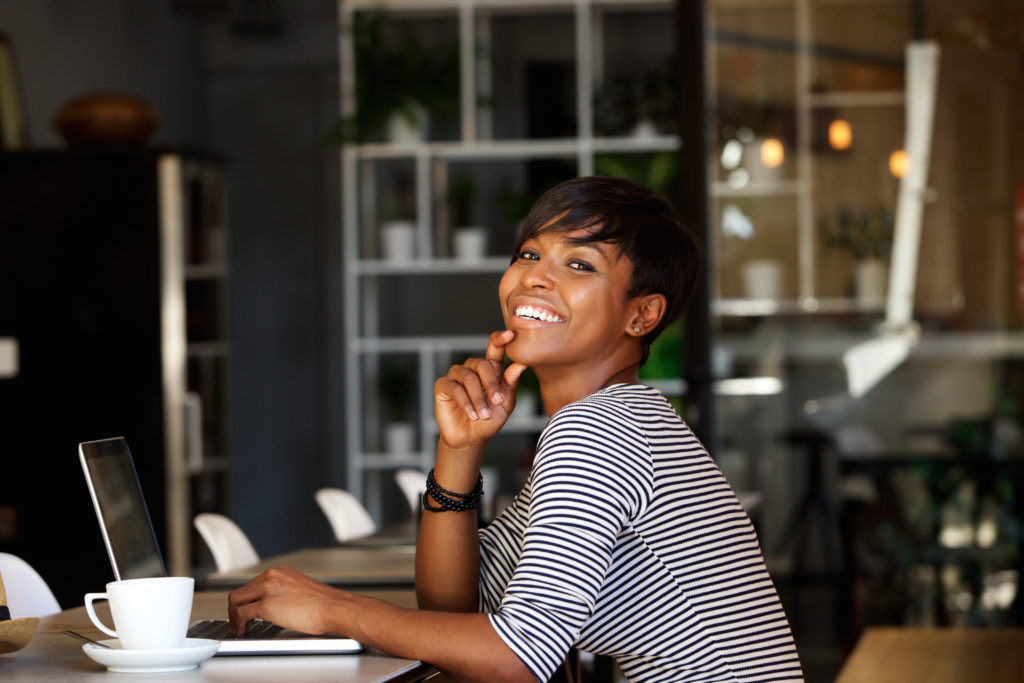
437, 330, 517, 419
226, 566, 292, 636
484, 329, 515, 363
503, 361, 528, 388
479, 330, 517, 406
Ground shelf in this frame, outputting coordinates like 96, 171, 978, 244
355, 257, 509, 275
353, 135, 680, 161
710, 179, 806, 198
807, 89, 905, 108
717, 331, 1024, 363
353, 335, 491, 353
358, 453, 429, 469
712, 297, 886, 317
345, 0, 672, 13
645, 377, 784, 397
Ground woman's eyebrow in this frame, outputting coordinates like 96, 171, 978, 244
557, 238, 613, 259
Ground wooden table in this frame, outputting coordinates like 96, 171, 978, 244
0, 591, 434, 682
205, 545, 417, 590
836, 627, 1024, 682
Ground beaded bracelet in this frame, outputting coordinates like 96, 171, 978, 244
422, 468, 484, 513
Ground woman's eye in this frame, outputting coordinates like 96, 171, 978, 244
514, 249, 539, 261
569, 260, 596, 272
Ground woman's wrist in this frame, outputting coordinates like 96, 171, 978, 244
433, 438, 485, 491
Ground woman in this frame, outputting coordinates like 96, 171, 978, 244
229, 176, 803, 682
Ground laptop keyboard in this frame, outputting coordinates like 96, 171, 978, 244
188, 619, 286, 640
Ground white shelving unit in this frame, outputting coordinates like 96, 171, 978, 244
339, 0, 687, 513
338, 0, 906, 514
159, 154, 233, 576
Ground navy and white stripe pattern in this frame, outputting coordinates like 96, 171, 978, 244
479, 383, 803, 682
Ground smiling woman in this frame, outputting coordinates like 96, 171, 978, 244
228, 176, 803, 683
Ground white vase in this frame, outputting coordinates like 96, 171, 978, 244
630, 117, 658, 139
453, 227, 488, 261
381, 220, 416, 261
386, 103, 429, 144
855, 258, 887, 307
742, 259, 783, 300
384, 422, 415, 455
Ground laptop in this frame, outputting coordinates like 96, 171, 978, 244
78, 436, 365, 655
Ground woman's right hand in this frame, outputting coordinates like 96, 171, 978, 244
434, 330, 528, 451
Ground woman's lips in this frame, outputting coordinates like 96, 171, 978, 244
513, 304, 566, 324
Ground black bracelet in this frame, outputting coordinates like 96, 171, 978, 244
422, 468, 483, 513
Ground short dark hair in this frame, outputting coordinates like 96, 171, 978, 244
513, 175, 702, 364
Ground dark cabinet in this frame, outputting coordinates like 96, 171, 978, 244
0, 150, 230, 606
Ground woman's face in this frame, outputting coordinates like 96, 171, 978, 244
499, 226, 637, 371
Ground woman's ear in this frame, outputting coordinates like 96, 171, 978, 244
628, 293, 667, 337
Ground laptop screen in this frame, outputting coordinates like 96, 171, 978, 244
79, 437, 167, 581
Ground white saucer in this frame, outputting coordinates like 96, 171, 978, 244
82, 638, 220, 673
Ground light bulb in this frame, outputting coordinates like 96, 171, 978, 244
828, 119, 852, 150
889, 149, 909, 178
760, 137, 784, 169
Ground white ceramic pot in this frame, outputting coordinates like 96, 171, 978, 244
855, 258, 887, 307
742, 259, 783, 300
385, 422, 415, 455
381, 221, 416, 261
453, 227, 488, 261
386, 103, 429, 144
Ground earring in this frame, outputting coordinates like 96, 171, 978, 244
633, 326, 641, 334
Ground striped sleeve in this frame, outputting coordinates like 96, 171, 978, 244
486, 397, 653, 681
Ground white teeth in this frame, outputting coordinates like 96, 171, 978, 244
515, 305, 563, 323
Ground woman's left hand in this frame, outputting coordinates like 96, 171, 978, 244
228, 565, 348, 636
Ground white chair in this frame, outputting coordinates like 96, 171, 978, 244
394, 469, 427, 518
0, 552, 61, 618
193, 513, 260, 572
314, 488, 377, 543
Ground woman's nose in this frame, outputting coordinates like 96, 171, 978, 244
520, 258, 554, 288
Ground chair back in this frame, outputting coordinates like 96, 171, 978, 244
393, 469, 427, 518
314, 488, 377, 543
0, 552, 61, 618
193, 513, 259, 572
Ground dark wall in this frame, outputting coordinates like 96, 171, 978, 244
0, 0, 342, 575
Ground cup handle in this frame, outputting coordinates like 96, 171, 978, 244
84, 593, 118, 638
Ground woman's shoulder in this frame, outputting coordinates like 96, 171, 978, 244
539, 384, 671, 453
550, 383, 669, 425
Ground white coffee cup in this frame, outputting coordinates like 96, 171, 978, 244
84, 576, 194, 650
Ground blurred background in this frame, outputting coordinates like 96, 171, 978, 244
1, 1, 1022, 680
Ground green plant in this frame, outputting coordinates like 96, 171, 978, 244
593, 61, 676, 136
326, 9, 458, 144
497, 188, 536, 231
449, 174, 476, 227
594, 152, 677, 195
819, 205, 894, 261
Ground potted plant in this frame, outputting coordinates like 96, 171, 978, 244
594, 152, 676, 195
449, 174, 487, 261
593, 61, 676, 138
378, 357, 416, 454
819, 205, 894, 306
326, 9, 459, 145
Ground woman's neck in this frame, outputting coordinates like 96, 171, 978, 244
536, 362, 640, 417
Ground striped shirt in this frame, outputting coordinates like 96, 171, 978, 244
478, 383, 803, 682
